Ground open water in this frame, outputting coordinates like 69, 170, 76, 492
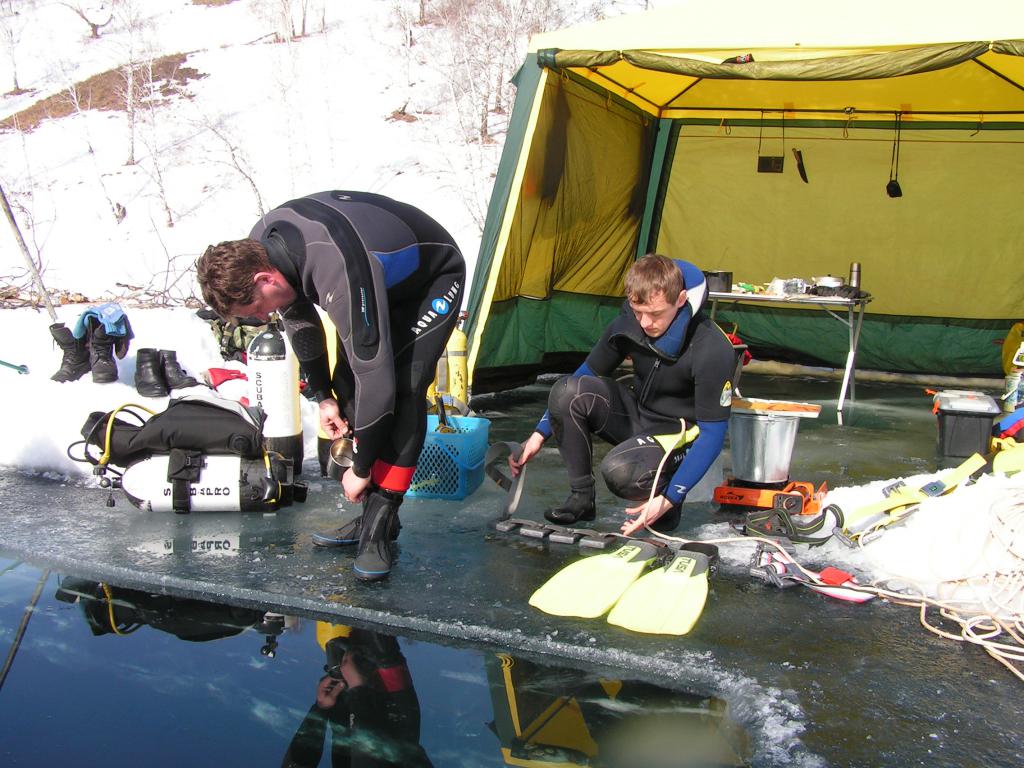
1, 374, 1022, 767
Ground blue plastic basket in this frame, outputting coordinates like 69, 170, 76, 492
407, 415, 490, 500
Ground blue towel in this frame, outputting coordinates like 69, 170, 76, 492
72, 302, 132, 339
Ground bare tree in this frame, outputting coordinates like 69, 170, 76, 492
113, 0, 151, 165
0, 0, 34, 94
59, 1, 115, 39
252, 0, 325, 41
432, 0, 578, 143
62, 80, 126, 223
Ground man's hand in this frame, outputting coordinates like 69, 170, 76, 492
621, 494, 674, 536
318, 398, 349, 439
316, 675, 346, 709
342, 468, 371, 503
510, 432, 545, 477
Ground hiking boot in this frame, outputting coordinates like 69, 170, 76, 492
49, 323, 90, 383
134, 348, 169, 397
312, 506, 402, 548
160, 350, 199, 389
354, 490, 403, 582
88, 325, 119, 384
544, 489, 596, 525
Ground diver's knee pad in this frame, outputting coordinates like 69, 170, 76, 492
600, 447, 650, 500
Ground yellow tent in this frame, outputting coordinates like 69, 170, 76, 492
465, 0, 1024, 390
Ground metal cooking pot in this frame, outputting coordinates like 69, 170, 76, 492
812, 275, 843, 288
703, 270, 732, 293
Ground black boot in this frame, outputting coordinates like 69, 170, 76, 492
134, 348, 169, 397
49, 323, 90, 383
650, 504, 682, 533
88, 325, 119, 384
160, 350, 198, 389
544, 487, 597, 525
311, 502, 402, 548
354, 489, 403, 581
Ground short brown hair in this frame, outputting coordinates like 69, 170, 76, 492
625, 253, 683, 305
195, 238, 271, 318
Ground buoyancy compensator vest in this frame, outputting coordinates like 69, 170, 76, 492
74, 391, 307, 513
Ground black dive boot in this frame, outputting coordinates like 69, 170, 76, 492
311, 496, 402, 548
544, 487, 597, 525
134, 348, 168, 397
88, 325, 119, 383
353, 489, 403, 581
650, 504, 682, 533
159, 350, 198, 389
49, 323, 90, 382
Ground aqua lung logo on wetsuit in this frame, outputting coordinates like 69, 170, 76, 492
412, 280, 461, 335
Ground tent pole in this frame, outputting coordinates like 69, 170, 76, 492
635, 117, 673, 260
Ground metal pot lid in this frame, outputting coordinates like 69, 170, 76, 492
812, 275, 843, 287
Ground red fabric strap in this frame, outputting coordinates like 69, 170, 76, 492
371, 462, 416, 492
818, 567, 853, 586
376, 665, 412, 693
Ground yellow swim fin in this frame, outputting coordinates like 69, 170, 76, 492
528, 541, 661, 619
607, 551, 710, 636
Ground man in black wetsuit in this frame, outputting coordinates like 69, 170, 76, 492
512, 254, 735, 535
197, 191, 465, 581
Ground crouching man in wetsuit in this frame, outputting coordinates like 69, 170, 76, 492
196, 191, 465, 581
512, 254, 735, 536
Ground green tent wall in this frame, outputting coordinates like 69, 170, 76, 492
466, 1, 1024, 392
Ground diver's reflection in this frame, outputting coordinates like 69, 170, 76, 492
486, 653, 751, 767
53, 579, 432, 767
282, 623, 433, 768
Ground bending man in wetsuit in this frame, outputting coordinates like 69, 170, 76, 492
197, 191, 465, 581
513, 254, 735, 535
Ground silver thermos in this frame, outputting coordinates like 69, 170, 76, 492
849, 261, 861, 289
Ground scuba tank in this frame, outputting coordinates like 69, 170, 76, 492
119, 451, 302, 513
427, 311, 471, 415
248, 317, 304, 473
72, 394, 308, 514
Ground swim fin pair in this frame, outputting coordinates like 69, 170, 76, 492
528, 541, 711, 636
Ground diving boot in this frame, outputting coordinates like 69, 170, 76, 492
311, 504, 402, 548
649, 504, 682, 533
88, 325, 119, 384
49, 323, 90, 383
544, 488, 597, 525
134, 348, 169, 397
353, 490, 403, 582
159, 350, 199, 389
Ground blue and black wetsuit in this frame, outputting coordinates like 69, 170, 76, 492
249, 191, 465, 493
536, 261, 735, 507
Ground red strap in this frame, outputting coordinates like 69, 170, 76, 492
818, 566, 853, 586
371, 461, 416, 492
376, 665, 412, 693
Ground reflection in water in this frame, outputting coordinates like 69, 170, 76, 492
51, 578, 750, 768
485, 654, 751, 768
282, 623, 433, 767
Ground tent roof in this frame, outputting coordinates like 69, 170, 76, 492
526, 1, 1024, 121
529, 0, 1024, 54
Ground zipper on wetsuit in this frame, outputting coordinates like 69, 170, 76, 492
639, 359, 660, 405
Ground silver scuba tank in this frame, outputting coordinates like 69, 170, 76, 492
247, 319, 303, 473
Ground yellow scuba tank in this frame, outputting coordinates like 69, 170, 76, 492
317, 313, 340, 477
428, 311, 470, 416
